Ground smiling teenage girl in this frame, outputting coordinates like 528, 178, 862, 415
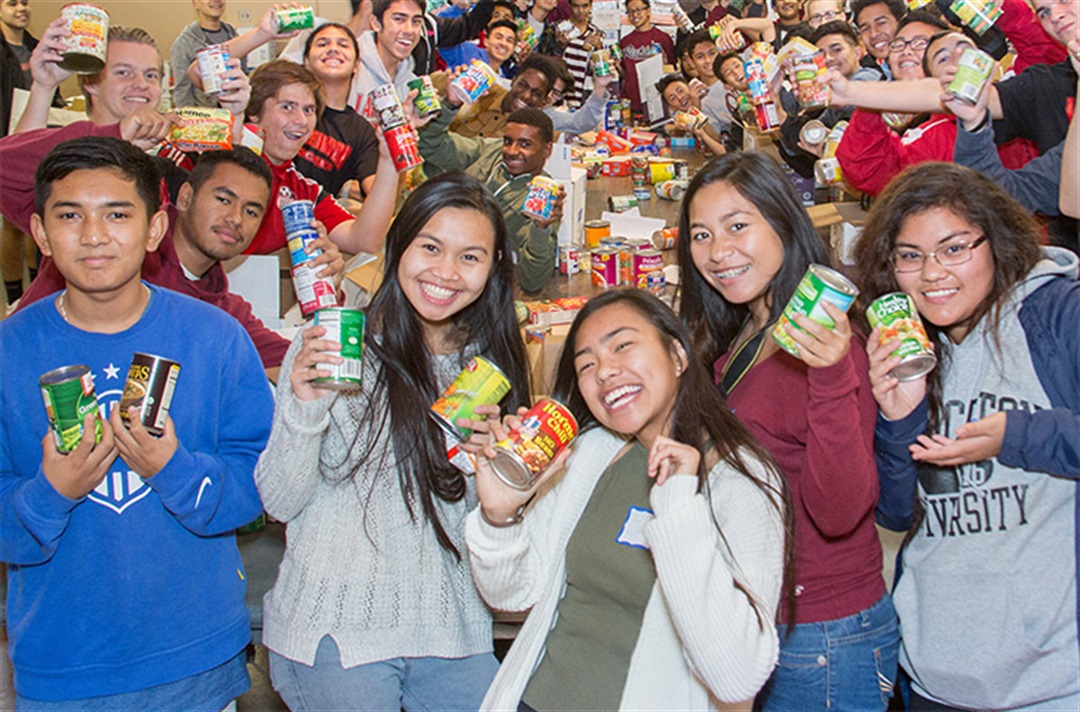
253, 173, 531, 710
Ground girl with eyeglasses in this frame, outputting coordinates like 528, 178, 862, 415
853, 162, 1079, 711
677, 151, 900, 711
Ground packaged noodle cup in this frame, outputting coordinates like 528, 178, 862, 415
947, 48, 995, 104
39, 364, 104, 453
59, 3, 109, 73
866, 293, 937, 381
490, 398, 578, 490
430, 356, 511, 441
773, 265, 859, 357
168, 108, 234, 151
119, 353, 181, 436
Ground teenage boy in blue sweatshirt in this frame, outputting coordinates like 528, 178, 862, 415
0, 136, 273, 709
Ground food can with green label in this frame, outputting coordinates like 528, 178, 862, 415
313, 308, 365, 390
773, 264, 859, 357
866, 292, 937, 381
407, 76, 442, 119
119, 353, 181, 436
39, 364, 103, 453
430, 356, 511, 441
947, 47, 994, 104
276, 5, 315, 32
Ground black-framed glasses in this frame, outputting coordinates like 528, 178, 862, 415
891, 236, 988, 273
889, 36, 930, 52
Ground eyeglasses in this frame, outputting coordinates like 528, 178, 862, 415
891, 236, 987, 273
888, 36, 930, 52
809, 10, 840, 24
627, 6, 649, 16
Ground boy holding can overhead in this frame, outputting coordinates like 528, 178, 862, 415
0, 136, 273, 708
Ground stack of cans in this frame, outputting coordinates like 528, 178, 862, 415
282, 200, 338, 318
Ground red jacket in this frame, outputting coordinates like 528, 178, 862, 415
837, 109, 958, 196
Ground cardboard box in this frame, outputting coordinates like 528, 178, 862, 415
524, 323, 571, 398
807, 203, 868, 266
556, 167, 588, 246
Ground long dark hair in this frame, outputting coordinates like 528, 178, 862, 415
551, 289, 796, 628
676, 152, 832, 369
852, 162, 1042, 432
344, 173, 531, 557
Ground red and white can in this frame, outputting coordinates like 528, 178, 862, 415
196, 44, 231, 95
384, 125, 423, 172
558, 244, 580, 275
291, 263, 338, 318
490, 398, 579, 490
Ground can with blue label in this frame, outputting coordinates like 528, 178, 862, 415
281, 199, 315, 236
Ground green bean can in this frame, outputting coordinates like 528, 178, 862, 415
39, 364, 103, 453
407, 76, 442, 118
866, 293, 937, 380
430, 356, 511, 441
946, 47, 994, 104
313, 307, 365, 390
773, 264, 859, 357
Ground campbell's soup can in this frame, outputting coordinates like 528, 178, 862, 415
491, 398, 578, 490
450, 60, 496, 104
651, 227, 677, 250
291, 262, 338, 318
371, 84, 408, 130
384, 124, 424, 172
39, 364, 103, 453
591, 249, 619, 287
407, 75, 442, 118
558, 244, 580, 275
312, 308, 365, 390
633, 249, 664, 288
196, 44, 231, 95
276, 4, 315, 31
119, 353, 181, 436
773, 265, 859, 357
430, 356, 511, 441
584, 220, 610, 248
866, 293, 937, 381
521, 176, 561, 221
59, 4, 109, 73
281, 199, 316, 236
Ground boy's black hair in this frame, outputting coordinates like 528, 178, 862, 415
35, 136, 161, 217
187, 147, 273, 194
506, 107, 554, 144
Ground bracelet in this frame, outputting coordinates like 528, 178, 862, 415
964, 110, 991, 134
480, 504, 526, 528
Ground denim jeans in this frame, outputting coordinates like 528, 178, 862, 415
269, 635, 499, 711
756, 592, 900, 712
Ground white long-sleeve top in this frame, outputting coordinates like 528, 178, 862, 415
466, 428, 785, 710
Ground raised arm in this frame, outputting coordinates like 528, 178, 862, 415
14, 17, 72, 133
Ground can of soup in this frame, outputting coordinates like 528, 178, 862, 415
276, 5, 315, 32
521, 176, 561, 221
609, 194, 638, 212
59, 4, 109, 73
651, 227, 677, 250
773, 264, 859, 357
384, 124, 424, 172
119, 353, 180, 436
39, 364, 103, 453
866, 293, 937, 381
196, 44, 231, 95
591, 249, 619, 287
282, 199, 316, 237
490, 398, 578, 490
312, 308, 365, 389
947, 47, 994, 104
430, 356, 512, 441
407, 75, 442, 118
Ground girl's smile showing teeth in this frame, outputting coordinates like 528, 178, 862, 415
602, 384, 642, 409
419, 281, 459, 304
715, 264, 750, 280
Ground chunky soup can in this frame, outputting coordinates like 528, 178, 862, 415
59, 4, 109, 73
430, 356, 511, 441
773, 264, 859, 357
490, 398, 578, 490
866, 293, 937, 381
119, 353, 181, 436
40, 364, 103, 453
312, 308, 365, 389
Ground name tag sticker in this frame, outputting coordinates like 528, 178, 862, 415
616, 506, 654, 550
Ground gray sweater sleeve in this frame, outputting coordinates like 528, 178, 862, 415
546, 92, 606, 135
169, 23, 202, 109
954, 120, 1063, 217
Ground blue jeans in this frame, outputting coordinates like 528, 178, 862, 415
269, 636, 499, 711
756, 593, 900, 712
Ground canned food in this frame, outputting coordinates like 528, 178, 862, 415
651, 227, 677, 250
313, 308, 365, 390
814, 156, 842, 185
430, 356, 512, 441
773, 265, 859, 357
407, 75, 442, 118
281, 200, 316, 237
882, 112, 916, 130
491, 398, 578, 490
591, 49, 614, 77
39, 364, 103, 453
59, 3, 109, 73
654, 180, 687, 201
371, 84, 408, 130
584, 220, 610, 248
646, 270, 667, 296
947, 47, 994, 104
608, 194, 638, 212
598, 236, 625, 250
196, 44, 231, 95
558, 244, 580, 275
384, 124, 424, 172
793, 51, 829, 109
276, 5, 315, 32
618, 247, 633, 285
521, 175, 561, 221
949, 0, 1003, 35
822, 121, 847, 158
516, 24, 538, 55
866, 293, 937, 381
119, 353, 181, 436
632, 186, 652, 202
168, 107, 234, 151
754, 100, 781, 132
648, 161, 680, 184
607, 43, 622, 61
799, 119, 829, 148
633, 249, 664, 289
744, 58, 769, 104
625, 238, 652, 251
450, 60, 496, 104
291, 261, 338, 318
591, 249, 619, 287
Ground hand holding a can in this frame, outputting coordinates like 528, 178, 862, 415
108, 404, 177, 480
27, 17, 74, 91
291, 325, 345, 401
782, 300, 853, 367
940, 70, 993, 131
215, 58, 253, 119
254, 3, 304, 40
647, 434, 700, 487
302, 220, 346, 282
402, 88, 437, 129
40, 412, 117, 499
866, 326, 928, 422
531, 185, 566, 230
453, 403, 503, 455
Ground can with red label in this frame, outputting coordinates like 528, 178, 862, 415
490, 398, 579, 490
558, 244, 580, 275
633, 249, 664, 288
521, 176, 560, 221
371, 84, 408, 130
651, 227, 677, 250
384, 124, 424, 172
119, 353, 181, 436
591, 249, 619, 287
292, 261, 338, 318
196, 44, 231, 95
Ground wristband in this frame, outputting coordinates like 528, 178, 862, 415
964, 110, 991, 134
480, 504, 526, 528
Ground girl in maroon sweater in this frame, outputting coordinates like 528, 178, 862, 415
676, 151, 898, 710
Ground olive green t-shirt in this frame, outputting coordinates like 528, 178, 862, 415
521, 443, 657, 710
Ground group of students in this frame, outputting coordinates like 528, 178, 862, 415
0, 1, 1078, 712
